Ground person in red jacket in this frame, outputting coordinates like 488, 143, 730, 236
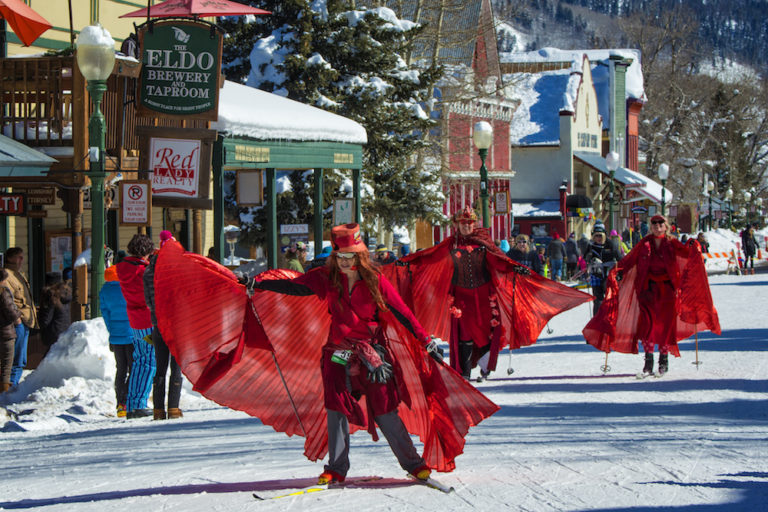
584, 214, 720, 376
116, 234, 156, 419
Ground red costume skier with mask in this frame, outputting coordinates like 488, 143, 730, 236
383, 206, 594, 381
583, 214, 720, 375
153, 223, 499, 485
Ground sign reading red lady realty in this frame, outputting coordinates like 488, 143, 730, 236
150, 137, 201, 197
138, 126, 216, 210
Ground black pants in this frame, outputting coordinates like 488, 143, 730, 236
591, 284, 605, 316
112, 344, 133, 406
152, 327, 183, 410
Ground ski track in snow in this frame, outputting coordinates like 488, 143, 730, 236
0, 273, 767, 510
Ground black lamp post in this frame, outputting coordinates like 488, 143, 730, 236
76, 24, 115, 317
707, 180, 714, 231
658, 163, 669, 216
472, 121, 493, 228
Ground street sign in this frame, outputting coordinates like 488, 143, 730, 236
119, 180, 152, 226
0, 193, 26, 215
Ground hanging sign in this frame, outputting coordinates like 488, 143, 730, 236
138, 126, 216, 210
0, 193, 26, 215
138, 20, 222, 120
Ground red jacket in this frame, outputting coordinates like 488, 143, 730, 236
116, 257, 152, 330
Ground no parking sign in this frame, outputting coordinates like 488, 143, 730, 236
119, 180, 152, 226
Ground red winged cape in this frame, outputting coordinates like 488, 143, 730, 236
154, 241, 499, 473
381, 232, 594, 370
583, 237, 721, 355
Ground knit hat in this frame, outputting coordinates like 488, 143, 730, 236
375, 244, 388, 253
104, 265, 119, 282
610, 229, 619, 236
592, 225, 606, 235
452, 206, 477, 223
159, 230, 175, 247
331, 223, 367, 253
552, 231, 560, 240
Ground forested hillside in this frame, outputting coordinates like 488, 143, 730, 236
496, 0, 768, 74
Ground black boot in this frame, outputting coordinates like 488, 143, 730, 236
658, 354, 669, 375
642, 353, 654, 375
458, 341, 474, 379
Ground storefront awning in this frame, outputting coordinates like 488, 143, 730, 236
574, 151, 672, 204
0, 134, 57, 177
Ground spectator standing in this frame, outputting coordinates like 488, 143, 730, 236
307, 245, 332, 270
585, 225, 621, 316
100, 265, 133, 417
37, 272, 72, 348
283, 242, 307, 273
506, 234, 542, 275
374, 244, 398, 265
696, 233, 710, 255
564, 233, 579, 280
3, 247, 38, 387
0, 269, 21, 393
577, 233, 590, 258
144, 230, 184, 420
116, 234, 156, 419
741, 225, 759, 275
546, 232, 567, 281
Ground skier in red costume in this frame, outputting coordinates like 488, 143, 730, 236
152, 223, 499, 485
383, 206, 594, 381
583, 214, 720, 376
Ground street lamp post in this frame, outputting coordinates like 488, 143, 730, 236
605, 151, 620, 231
707, 180, 714, 231
76, 24, 115, 318
725, 188, 733, 229
472, 121, 493, 228
756, 197, 763, 226
744, 191, 752, 226
658, 163, 669, 216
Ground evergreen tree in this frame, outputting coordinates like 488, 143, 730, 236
221, 0, 445, 241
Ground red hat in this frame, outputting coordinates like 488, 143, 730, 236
331, 223, 367, 253
650, 214, 667, 224
452, 206, 478, 223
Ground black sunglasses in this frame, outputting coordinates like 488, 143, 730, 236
651, 220, 665, 225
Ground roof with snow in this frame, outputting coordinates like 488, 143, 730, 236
574, 152, 672, 205
501, 48, 645, 146
212, 81, 367, 145
512, 200, 562, 218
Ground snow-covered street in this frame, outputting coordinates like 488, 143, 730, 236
1, 269, 767, 510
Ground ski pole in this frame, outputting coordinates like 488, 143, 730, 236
249, 300, 307, 437
507, 271, 517, 375
692, 325, 702, 369
600, 352, 611, 374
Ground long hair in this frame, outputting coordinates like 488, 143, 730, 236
327, 251, 387, 311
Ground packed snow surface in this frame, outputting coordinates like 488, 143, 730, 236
1, 229, 766, 510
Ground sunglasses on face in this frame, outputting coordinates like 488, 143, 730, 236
651, 220, 665, 225
336, 252, 357, 259
516, 241, 528, 245
458, 220, 475, 225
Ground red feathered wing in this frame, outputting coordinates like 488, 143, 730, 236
583, 240, 720, 355
155, 241, 498, 472
155, 241, 330, 456
382, 238, 594, 349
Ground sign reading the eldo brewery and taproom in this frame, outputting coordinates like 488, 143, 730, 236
137, 126, 216, 210
138, 20, 222, 120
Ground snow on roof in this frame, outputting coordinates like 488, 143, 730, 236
211, 81, 367, 144
512, 200, 562, 217
502, 48, 645, 146
574, 151, 672, 204
500, 47, 645, 101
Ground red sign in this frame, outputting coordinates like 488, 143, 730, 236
150, 137, 201, 197
0, 194, 26, 215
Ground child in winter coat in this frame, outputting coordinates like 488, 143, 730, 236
100, 265, 134, 417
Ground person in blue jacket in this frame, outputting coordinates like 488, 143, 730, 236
100, 265, 134, 418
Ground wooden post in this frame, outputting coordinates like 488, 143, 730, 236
193, 209, 202, 254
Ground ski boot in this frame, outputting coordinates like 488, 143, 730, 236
641, 353, 654, 377
318, 470, 345, 485
476, 369, 491, 382
409, 464, 431, 481
658, 354, 669, 375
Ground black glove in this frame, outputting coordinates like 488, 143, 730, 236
512, 265, 531, 275
234, 271, 248, 285
368, 361, 394, 384
425, 337, 444, 363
